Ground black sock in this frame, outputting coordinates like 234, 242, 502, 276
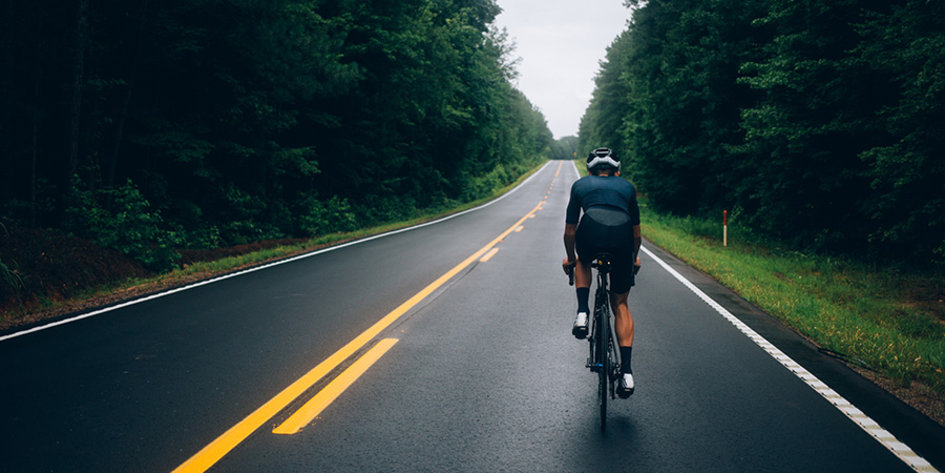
620, 346, 633, 374
576, 287, 590, 313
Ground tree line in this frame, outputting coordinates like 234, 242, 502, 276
579, 0, 944, 266
0, 0, 552, 271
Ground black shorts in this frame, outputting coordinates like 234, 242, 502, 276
575, 207, 635, 293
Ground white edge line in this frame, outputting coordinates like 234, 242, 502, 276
0, 162, 554, 343
640, 245, 938, 473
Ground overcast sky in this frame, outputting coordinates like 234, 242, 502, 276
493, 0, 633, 139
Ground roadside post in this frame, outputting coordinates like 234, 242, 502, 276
723, 210, 728, 247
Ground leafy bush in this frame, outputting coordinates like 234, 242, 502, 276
297, 195, 358, 236
64, 177, 180, 272
0, 257, 24, 303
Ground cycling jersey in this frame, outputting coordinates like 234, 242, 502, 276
566, 175, 641, 293
565, 175, 640, 226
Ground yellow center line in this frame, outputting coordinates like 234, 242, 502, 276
171, 201, 544, 473
273, 338, 399, 434
479, 248, 500, 262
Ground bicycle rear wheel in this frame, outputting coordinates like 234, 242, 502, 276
598, 304, 609, 431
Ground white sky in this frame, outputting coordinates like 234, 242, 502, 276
493, 0, 632, 139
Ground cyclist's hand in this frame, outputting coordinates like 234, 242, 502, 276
633, 256, 642, 275
562, 258, 576, 275
562, 258, 576, 286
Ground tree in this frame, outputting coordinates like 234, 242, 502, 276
0, 0, 553, 264
735, 0, 887, 251
853, 0, 945, 262
550, 136, 579, 160
582, 0, 944, 265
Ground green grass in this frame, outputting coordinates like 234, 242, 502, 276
643, 210, 945, 395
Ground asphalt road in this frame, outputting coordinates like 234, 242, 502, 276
1, 161, 943, 472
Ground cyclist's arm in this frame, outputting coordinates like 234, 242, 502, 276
564, 223, 578, 263
629, 184, 642, 263
564, 183, 581, 266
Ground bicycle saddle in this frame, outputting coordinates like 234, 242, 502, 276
591, 252, 615, 271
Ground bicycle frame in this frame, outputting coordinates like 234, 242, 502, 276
586, 256, 622, 430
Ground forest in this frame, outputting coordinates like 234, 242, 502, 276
0, 0, 553, 275
579, 0, 945, 266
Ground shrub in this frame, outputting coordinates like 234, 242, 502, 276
0, 257, 24, 304
296, 195, 358, 236
64, 177, 180, 272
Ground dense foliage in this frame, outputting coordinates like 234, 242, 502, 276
549, 135, 579, 160
0, 0, 552, 271
580, 0, 945, 265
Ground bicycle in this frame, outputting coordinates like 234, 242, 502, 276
567, 254, 622, 431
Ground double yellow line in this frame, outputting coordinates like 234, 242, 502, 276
172, 199, 546, 473
273, 337, 399, 435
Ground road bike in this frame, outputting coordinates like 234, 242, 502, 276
568, 254, 622, 431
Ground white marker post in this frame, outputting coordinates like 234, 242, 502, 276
723, 210, 728, 247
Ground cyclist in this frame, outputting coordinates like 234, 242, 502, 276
562, 148, 642, 398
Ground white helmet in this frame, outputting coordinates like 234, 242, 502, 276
586, 147, 619, 172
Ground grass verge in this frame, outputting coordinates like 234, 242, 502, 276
642, 210, 945, 421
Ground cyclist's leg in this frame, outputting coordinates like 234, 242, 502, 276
608, 251, 635, 350
611, 291, 635, 397
573, 220, 595, 290
574, 259, 591, 288
609, 256, 636, 397
569, 259, 593, 338
571, 221, 598, 337
610, 291, 634, 349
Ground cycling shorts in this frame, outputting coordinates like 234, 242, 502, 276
575, 206, 635, 293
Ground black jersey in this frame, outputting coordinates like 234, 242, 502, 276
565, 175, 640, 226
566, 174, 641, 293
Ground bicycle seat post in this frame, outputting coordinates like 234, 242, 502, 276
591, 253, 615, 274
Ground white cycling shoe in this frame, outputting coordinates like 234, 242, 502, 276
617, 372, 635, 398
571, 312, 588, 339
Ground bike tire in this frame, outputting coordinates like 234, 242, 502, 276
598, 303, 609, 431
